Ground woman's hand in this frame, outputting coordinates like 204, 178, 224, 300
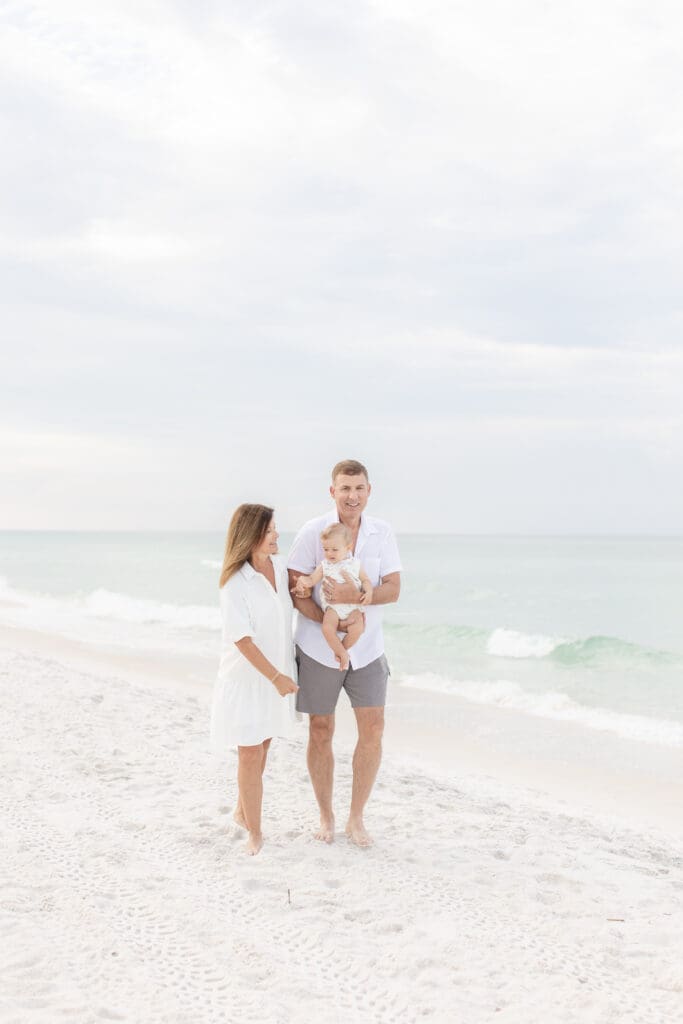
292, 576, 313, 599
359, 584, 373, 605
272, 673, 298, 697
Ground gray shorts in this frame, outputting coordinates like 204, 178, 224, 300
295, 646, 390, 715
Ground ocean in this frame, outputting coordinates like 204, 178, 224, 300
1, 531, 682, 750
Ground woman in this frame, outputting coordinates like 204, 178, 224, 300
210, 504, 299, 856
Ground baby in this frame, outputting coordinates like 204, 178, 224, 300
294, 522, 373, 671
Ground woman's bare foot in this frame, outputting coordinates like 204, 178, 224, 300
245, 831, 263, 856
233, 805, 247, 830
314, 814, 336, 844
345, 817, 373, 847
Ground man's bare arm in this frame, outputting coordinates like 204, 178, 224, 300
288, 568, 324, 623
358, 567, 373, 606
367, 571, 400, 606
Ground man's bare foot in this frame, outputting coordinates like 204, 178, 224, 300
314, 814, 336, 844
345, 818, 373, 847
233, 806, 247, 830
245, 831, 263, 856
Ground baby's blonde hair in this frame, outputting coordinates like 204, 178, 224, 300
321, 523, 352, 545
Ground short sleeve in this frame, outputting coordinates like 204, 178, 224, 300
287, 523, 319, 574
379, 525, 402, 577
220, 578, 254, 642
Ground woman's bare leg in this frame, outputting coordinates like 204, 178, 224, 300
233, 800, 248, 829
234, 737, 271, 830
237, 742, 268, 855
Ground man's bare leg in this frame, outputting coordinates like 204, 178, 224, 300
234, 738, 271, 830
342, 610, 364, 651
346, 706, 384, 847
322, 608, 349, 669
308, 714, 336, 842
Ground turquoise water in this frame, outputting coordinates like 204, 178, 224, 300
1, 531, 682, 741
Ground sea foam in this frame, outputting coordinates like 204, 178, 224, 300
486, 627, 566, 658
82, 589, 219, 629
387, 621, 676, 668
398, 673, 683, 748
0, 578, 220, 652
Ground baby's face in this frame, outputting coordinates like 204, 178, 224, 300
322, 537, 351, 564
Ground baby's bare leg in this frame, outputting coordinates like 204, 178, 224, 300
322, 608, 349, 670
341, 609, 364, 651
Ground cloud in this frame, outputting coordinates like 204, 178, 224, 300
1, 1, 682, 530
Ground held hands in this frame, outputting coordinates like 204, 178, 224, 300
271, 672, 298, 697
292, 575, 314, 599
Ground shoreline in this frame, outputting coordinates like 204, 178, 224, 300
1, 623, 681, 841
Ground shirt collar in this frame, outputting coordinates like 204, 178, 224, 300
325, 507, 378, 537
239, 561, 257, 580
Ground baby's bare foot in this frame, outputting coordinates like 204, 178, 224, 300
314, 814, 335, 844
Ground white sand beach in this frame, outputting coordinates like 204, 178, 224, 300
1, 629, 682, 1024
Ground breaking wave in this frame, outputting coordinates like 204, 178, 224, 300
398, 673, 683, 748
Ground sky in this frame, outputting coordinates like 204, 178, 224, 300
1, 0, 682, 533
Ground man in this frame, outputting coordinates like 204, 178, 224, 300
287, 459, 401, 846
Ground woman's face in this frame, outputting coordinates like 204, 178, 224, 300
252, 517, 279, 560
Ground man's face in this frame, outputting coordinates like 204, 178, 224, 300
330, 473, 371, 518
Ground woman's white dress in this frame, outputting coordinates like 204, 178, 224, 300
210, 556, 299, 750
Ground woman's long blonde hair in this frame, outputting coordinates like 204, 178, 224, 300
219, 503, 274, 588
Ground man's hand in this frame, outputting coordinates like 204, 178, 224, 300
322, 570, 361, 606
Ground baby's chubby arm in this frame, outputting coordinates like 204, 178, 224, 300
292, 563, 324, 598
358, 565, 373, 605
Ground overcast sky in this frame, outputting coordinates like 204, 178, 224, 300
2, 0, 682, 533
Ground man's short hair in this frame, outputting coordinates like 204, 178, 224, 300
331, 459, 369, 483
321, 523, 352, 544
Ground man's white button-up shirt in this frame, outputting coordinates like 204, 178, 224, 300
287, 509, 402, 670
